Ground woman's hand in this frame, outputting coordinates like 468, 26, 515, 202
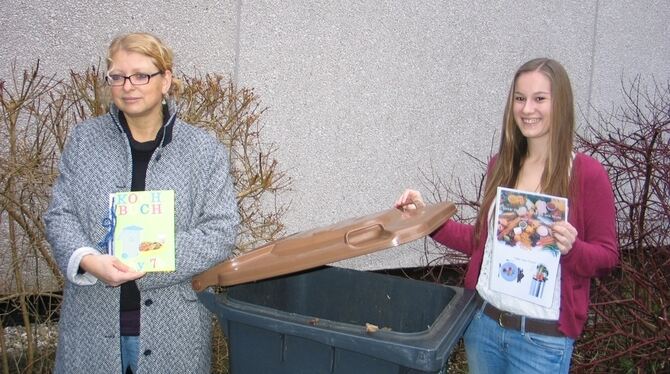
394, 189, 426, 210
80, 254, 145, 286
551, 221, 578, 255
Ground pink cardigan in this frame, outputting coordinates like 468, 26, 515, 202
432, 153, 619, 338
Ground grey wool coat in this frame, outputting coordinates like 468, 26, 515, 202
44, 101, 239, 373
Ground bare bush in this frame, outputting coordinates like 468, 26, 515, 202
573, 77, 669, 373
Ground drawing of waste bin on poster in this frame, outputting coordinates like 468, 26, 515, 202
529, 264, 549, 298
490, 187, 568, 307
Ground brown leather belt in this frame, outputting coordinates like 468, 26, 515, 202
483, 302, 564, 337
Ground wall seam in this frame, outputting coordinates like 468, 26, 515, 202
232, 0, 243, 85
586, 0, 600, 122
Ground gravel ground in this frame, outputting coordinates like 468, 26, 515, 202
3, 324, 58, 357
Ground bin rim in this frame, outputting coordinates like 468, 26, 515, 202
206, 267, 464, 338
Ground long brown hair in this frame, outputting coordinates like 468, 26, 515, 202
474, 58, 575, 240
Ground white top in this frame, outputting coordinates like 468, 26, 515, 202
476, 204, 561, 320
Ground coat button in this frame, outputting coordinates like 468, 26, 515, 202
144, 349, 152, 356
144, 299, 153, 306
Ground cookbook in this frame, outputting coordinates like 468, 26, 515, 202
106, 190, 176, 272
490, 187, 568, 307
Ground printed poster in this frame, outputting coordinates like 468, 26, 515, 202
107, 190, 175, 272
490, 187, 568, 307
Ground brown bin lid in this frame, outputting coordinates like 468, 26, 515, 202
191, 202, 456, 291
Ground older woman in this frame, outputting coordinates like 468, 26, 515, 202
44, 32, 239, 373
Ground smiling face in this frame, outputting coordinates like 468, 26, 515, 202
512, 71, 552, 146
108, 49, 172, 122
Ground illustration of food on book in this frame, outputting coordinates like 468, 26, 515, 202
117, 225, 166, 258
106, 190, 175, 272
139, 241, 163, 252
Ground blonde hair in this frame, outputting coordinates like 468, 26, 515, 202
474, 58, 575, 239
107, 32, 182, 97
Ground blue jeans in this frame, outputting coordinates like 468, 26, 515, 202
463, 303, 574, 374
120, 335, 139, 374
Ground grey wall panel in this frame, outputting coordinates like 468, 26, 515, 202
1, 1, 668, 271
234, 1, 607, 269
0, 0, 238, 78
585, 1, 670, 122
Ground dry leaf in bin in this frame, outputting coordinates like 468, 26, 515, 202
365, 323, 379, 333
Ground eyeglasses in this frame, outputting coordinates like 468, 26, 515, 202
105, 71, 163, 86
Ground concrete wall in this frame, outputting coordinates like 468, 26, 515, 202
2, 1, 668, 272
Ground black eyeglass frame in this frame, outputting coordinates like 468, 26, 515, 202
105, 71, 163, 86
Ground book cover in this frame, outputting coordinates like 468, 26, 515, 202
489, 187, 568, 307
108, 190, 175, 272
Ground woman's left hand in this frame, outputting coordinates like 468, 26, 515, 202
551, 221, 578, 255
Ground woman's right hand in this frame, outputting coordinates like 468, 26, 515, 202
80, 254, 145, 286
394, 189, 426, 210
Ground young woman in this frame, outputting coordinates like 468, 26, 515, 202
44, 33, 239, 373
395, 58, 618, 373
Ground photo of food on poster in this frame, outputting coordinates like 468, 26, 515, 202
489, 187, 568, 307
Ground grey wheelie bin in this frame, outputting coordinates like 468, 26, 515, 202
192, 202, 477, 373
